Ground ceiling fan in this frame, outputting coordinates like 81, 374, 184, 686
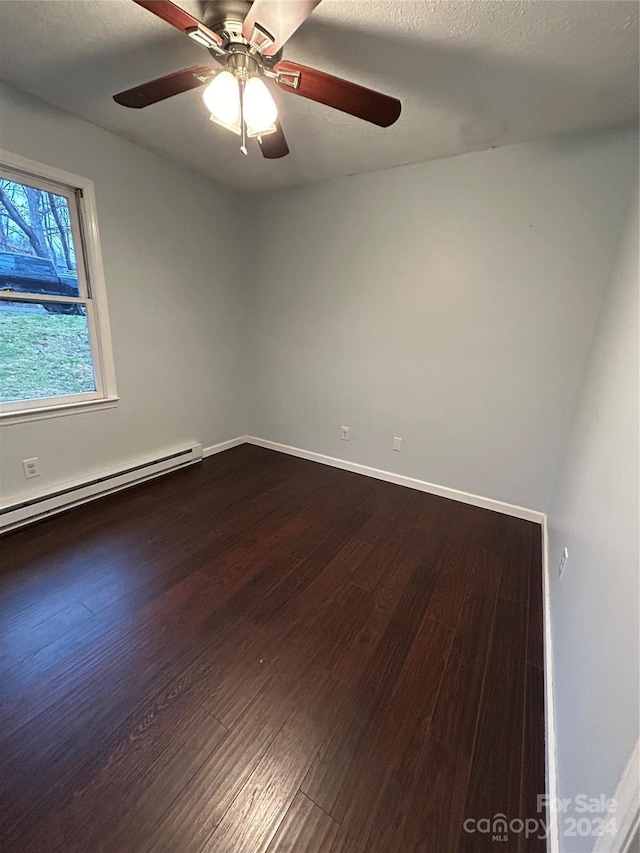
113, 0, 402, 159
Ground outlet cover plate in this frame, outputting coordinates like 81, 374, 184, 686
559, 547, 568, 577
22, 457, 41, 479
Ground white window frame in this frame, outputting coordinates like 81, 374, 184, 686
0, 149, 117, 425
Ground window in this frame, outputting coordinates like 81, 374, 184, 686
0, 150, 116, 423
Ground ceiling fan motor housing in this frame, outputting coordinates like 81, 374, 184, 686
199, 0, 282, 67
226, 47, 259, 79
201, 0, 249, 43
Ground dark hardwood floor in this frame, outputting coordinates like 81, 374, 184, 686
0, 445, 546, 852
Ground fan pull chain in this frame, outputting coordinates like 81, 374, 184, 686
239, 78, 248, 156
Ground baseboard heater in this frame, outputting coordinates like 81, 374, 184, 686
0, 442, 203, 534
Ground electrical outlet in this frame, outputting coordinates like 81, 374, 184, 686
393, 436, 402, 452
22, 457, 41, 479
558, 547, 568, 578
341, 426, 350, 441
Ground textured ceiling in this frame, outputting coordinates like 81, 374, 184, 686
0, 0, 637, 191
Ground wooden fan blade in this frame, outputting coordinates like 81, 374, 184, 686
258, 121, 290, 159
132, 0, 222, 45
274, 60, 401, 127
114, 65, 215, 108
242, 0, 322, 56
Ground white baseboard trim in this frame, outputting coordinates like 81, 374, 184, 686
203, 436, 248, 457
245, 436, 545, 524
593, 740, 640, 853
542, 517, 560, 853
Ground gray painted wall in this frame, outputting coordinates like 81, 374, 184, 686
246, 128, 637, 511
0, 81, 247, 504
547, 186, 639, 851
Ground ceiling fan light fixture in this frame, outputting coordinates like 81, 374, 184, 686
203, 71, 240, 126
246, 124, 277, 138
244, 76, 278, 134
209, 113, 241, 136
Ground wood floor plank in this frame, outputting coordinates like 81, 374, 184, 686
0, 561, 209, 712
0, 607, 246, 842
265, 791, 339, 853
519, 663, 547, 852
384, 733, 472, 853
430, 586, 500, 760
325, 612, 454, 834
374, 613, 454, 749
246, 542, 348, 627
500, 516, 534, 606
260, 546, 371, 642
138, 672, 309, 853
301, 564, 441, 819
527, 526, 545, 670
0, 599, 94, 674
202, 581, 367, 729
331, 556, 414, 685
422, 510, 487, 629
331, 731, 471, 853
21, 705, 226, 852
460, 595, 528, 852
0, 567, 211, 740
0, 445, 545, 853
288, 510, 370, 565
466, 546, 504, 599
140, 582, 365, 853
0, 561, 268, 840
105, 707, 228, 852
423, 566, 468, 628
203, 549, 303, 626
202, 671, 340, 853
348, 516, 417, 590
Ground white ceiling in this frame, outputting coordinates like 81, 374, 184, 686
0, 0, 637, 192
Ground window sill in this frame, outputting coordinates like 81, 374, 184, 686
0, 397, 119, 426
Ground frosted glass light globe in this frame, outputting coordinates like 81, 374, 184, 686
203, 71, 240, 125
244, 76, 278, 133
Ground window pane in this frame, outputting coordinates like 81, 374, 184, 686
0, 300, 96, 403
0, 177, 80, 299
